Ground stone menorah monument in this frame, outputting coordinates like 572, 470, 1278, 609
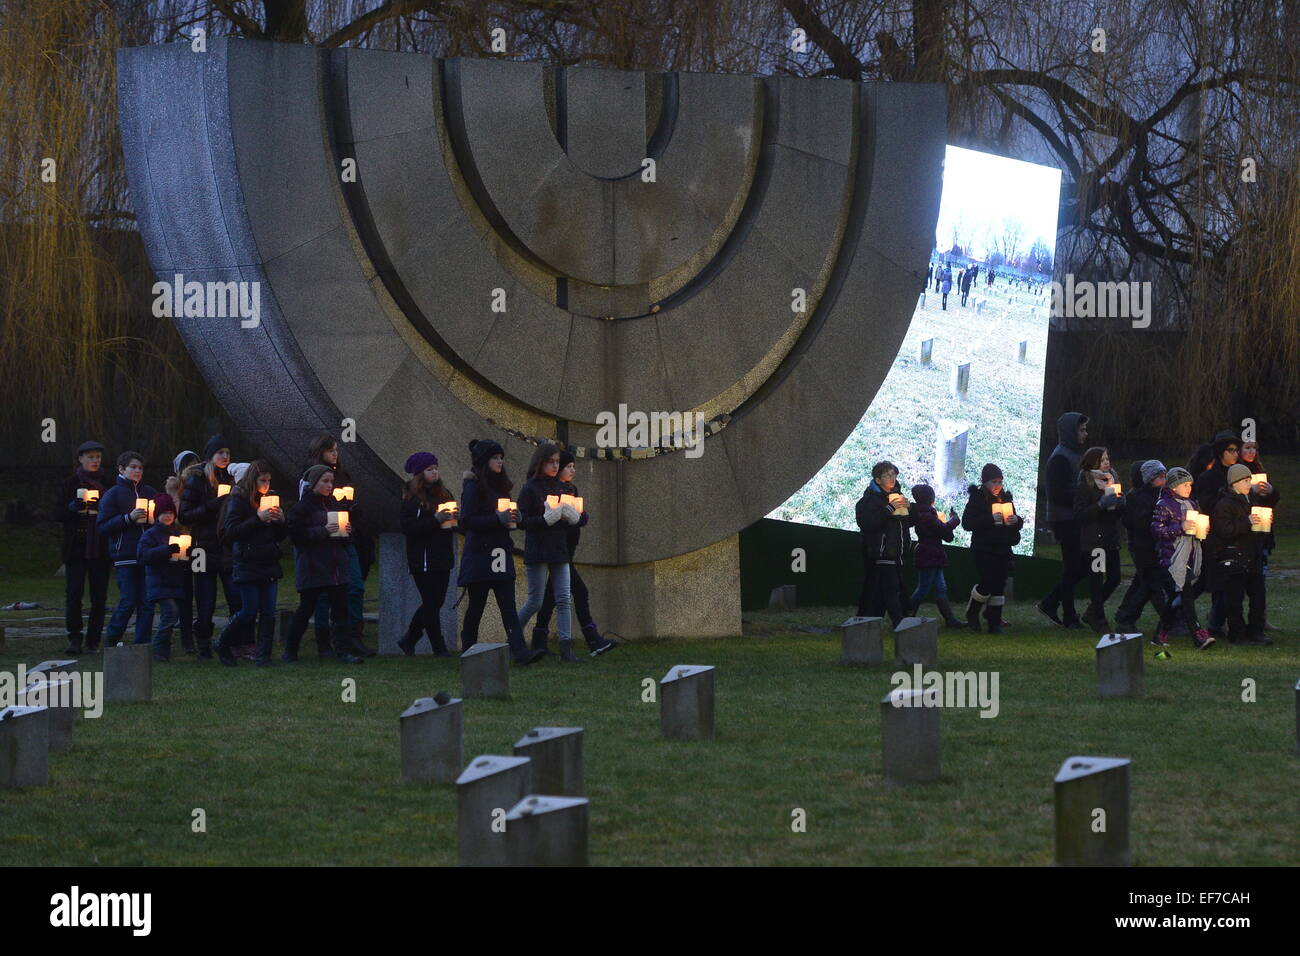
117, 40, 944, 638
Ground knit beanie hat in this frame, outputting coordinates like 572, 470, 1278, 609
469, 439, 505, 469
911, 483, 936, 507
228, 462, 250, 482
558, 449, 576, 470
404, 452, 438, 475
980, 463, 1004, 483
173, 450, 199, 475
1140, 460, 1167, 484
304, 464, 332, 492
1164, 467, 1193, 490
1226, 463, 1252, 487
153, 494, 176, 516
203, 435, 229, 461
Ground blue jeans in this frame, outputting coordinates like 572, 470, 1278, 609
106, 563, 154, 644
152, 599, 179, 660
220, 580, 277, 645
517, 562, 571, 642
910, 567, 949, 605
315, 540, 363, 631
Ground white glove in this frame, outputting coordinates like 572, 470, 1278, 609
561, 503, 580, 525
544, 506, 564, 526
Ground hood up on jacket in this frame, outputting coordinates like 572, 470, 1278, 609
1055, 412, 1089, 451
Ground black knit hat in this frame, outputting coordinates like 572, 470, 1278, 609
558, 449, 575, 470
203, 434, 230, 461
911, 483, 935, 506
981, 463, 1004, 483
469, 439, 505, 469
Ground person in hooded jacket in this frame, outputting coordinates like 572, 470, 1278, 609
516, 442, 582, 662
456, 440, 547, 665
1192, 430, 1242, 637
396, 451, 457, 657
1149, 468, 1214, 649
855, 461, 914, 627
532, 450, 617, 658
961, 463, 1021, 633
1113, 460, 1167, 632
1239, 439, 1280, 632
1073, 446, 1126, 633
1037, 412, 1090, 628
216, 460, 287, 667
137, 494, 189, 662
58, 440, 112, 654
97, 450, 157, 646
284, 465, 363, 664
180, 435, 242, 659
1208, 463, 1269, 645
907, 483, 966, 628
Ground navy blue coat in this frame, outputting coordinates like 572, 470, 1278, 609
518, 476, 587, 565
456, 473, 516, 586
288, 493, 349, 591
97, 474, 157, 565
137, 523, 190, 602
180, 467, 232, 557
400, 493, 457, 574
223, 493, 288, 584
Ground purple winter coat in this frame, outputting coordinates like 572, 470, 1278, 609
1150, 486, 1189, 568
912, 504, 959, 568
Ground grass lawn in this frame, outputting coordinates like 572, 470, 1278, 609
1, 527, 1297, 865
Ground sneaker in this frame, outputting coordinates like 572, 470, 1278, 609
1154, 648, 1173, 661
1149, 629, 1169, 647
1035, 601, 1063, 627
1193, 629, 1216, 650
588, 637, 617, 657
335, 651, 364, 664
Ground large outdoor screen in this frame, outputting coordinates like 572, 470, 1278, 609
768, 145, 1062, 555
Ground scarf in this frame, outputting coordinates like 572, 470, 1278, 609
76, 467, 106, 491
1089, 469, 1110, 491
1168, 495, 1202, 590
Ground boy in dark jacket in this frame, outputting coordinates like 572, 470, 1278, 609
1192, 430, 1241, 636
855, 461, 914, 627
58, 440, 112, 654
98, 451, 157, 646
1114, 460, 1166, 632
1240, 440, 1280, 632
1038, 412, 1089, 628
285, 465, 363, 664
1209, 464, 1268, 645
907, 484, 966, 627
137, 495, 189, 662
961, 464, 1021, 633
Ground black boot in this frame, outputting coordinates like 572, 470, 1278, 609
349, 620, 377, 658
508, 628, 546, 665
907, 599, 922, 618
213, 620, 238, 667
531, 626, 550, 655
559, 639, 582, 663
965, 588, 986, 632
282, 619, 303, 663
195, 623, 214, 661
254, 613, 275, 667
984, 599, 1005, 634
581, 621, 616, 657
64, 634, 84, 655
1081, 603, 1106, 633
396, 612, 420, 657
314, 625, 333, 658
936, 597, 967, 628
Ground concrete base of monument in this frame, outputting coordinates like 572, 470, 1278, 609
378, 532, 741, 651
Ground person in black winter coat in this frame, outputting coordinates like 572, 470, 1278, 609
299, 434, 373, 658
515, 443, 583, 662
57, 440, 112, 654
1073, 446, 1126, 633
1240, 439, 1280, 632
214, 461, 287, 667
137, 494, 190, 662
180, 435, 241, 659
907, 483, 966, 627
533, 451, 617, 657
961, 463, 1021, 633
97, 450, 157, 647
284, 465, 363, 664
456, 440, 546, 665
855, 461, 914, 626
1191, 430, 1241, 636
1038, 412, 1090, 628
1208, 464, 1269, 645
397, 451, 457, 657
1113, 460, 1167, 631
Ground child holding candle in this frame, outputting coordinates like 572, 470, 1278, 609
397, 451, 457, 657
57, 440, 112, 655
1114, 460, 1168, 633
1073, 446, 1125, 633
137, 494, 190, 662
284, 465, 363, 664
216, 461, 288, 667
1150, 467, 1213, 649
180, 435, 241, 660
456, 440, 545, 665
533, 451, 617, 657
97, 450, 158, 648
516, 443, 581, 662
299, 435, 373, 658
855, 461, 914, 626
907, 484, 966, 628
1208, 464, 1269, 646
960, 464, 1021, 633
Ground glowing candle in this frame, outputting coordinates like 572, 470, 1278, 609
559, 494, 584, 513
169, 534, 192, 559
1252, 472, 1268, 487
135, 497, 154, 523
1251, 506, 1273, 533
1194, 513, 1210, 540
217, 483, 232, 497
1105, 482, 1121, 497
328, 511, 350, 537
936, 510, 947, 523
545, 495, 562, 509
333, 486, 355, 502
259, 494, 280, 515
436, 501, 458, 514
78, 488, 100, 504
992, 502, 1015, 522
497, 498, 517, 528
888, 493, 909, 515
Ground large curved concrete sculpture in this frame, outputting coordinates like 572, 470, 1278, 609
117, 40, 944, 637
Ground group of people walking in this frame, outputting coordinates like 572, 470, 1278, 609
856, 413, 1281, 648
57, 433, 617, 668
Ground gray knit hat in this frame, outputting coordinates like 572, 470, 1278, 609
1164, 467, 1193, 490
1140, 460, 1167, 484
304, 464, 332, 492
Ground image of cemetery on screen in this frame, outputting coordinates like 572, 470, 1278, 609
768, 145, 1063, 556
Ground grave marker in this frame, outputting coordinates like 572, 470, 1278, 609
16, 679, 76, 751
768, 585, 797, 611
104, 643, 152, 703
880, 688, 941, 784
1053, 756, 1131, 866
894, 617, 939, 668
460, 642, 510, 699
400, 695, 464, 783
839, 616, 884, 665
504, 795, 589, 867
660, 665, 715, 740
933, 420, 969, 495
1095, 633, 1145, 698
0, 706, 50, 788
456, 755, 533, 866
513, 727, 584, 796
918, 337, 934, 365
950, 362, 970, 398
